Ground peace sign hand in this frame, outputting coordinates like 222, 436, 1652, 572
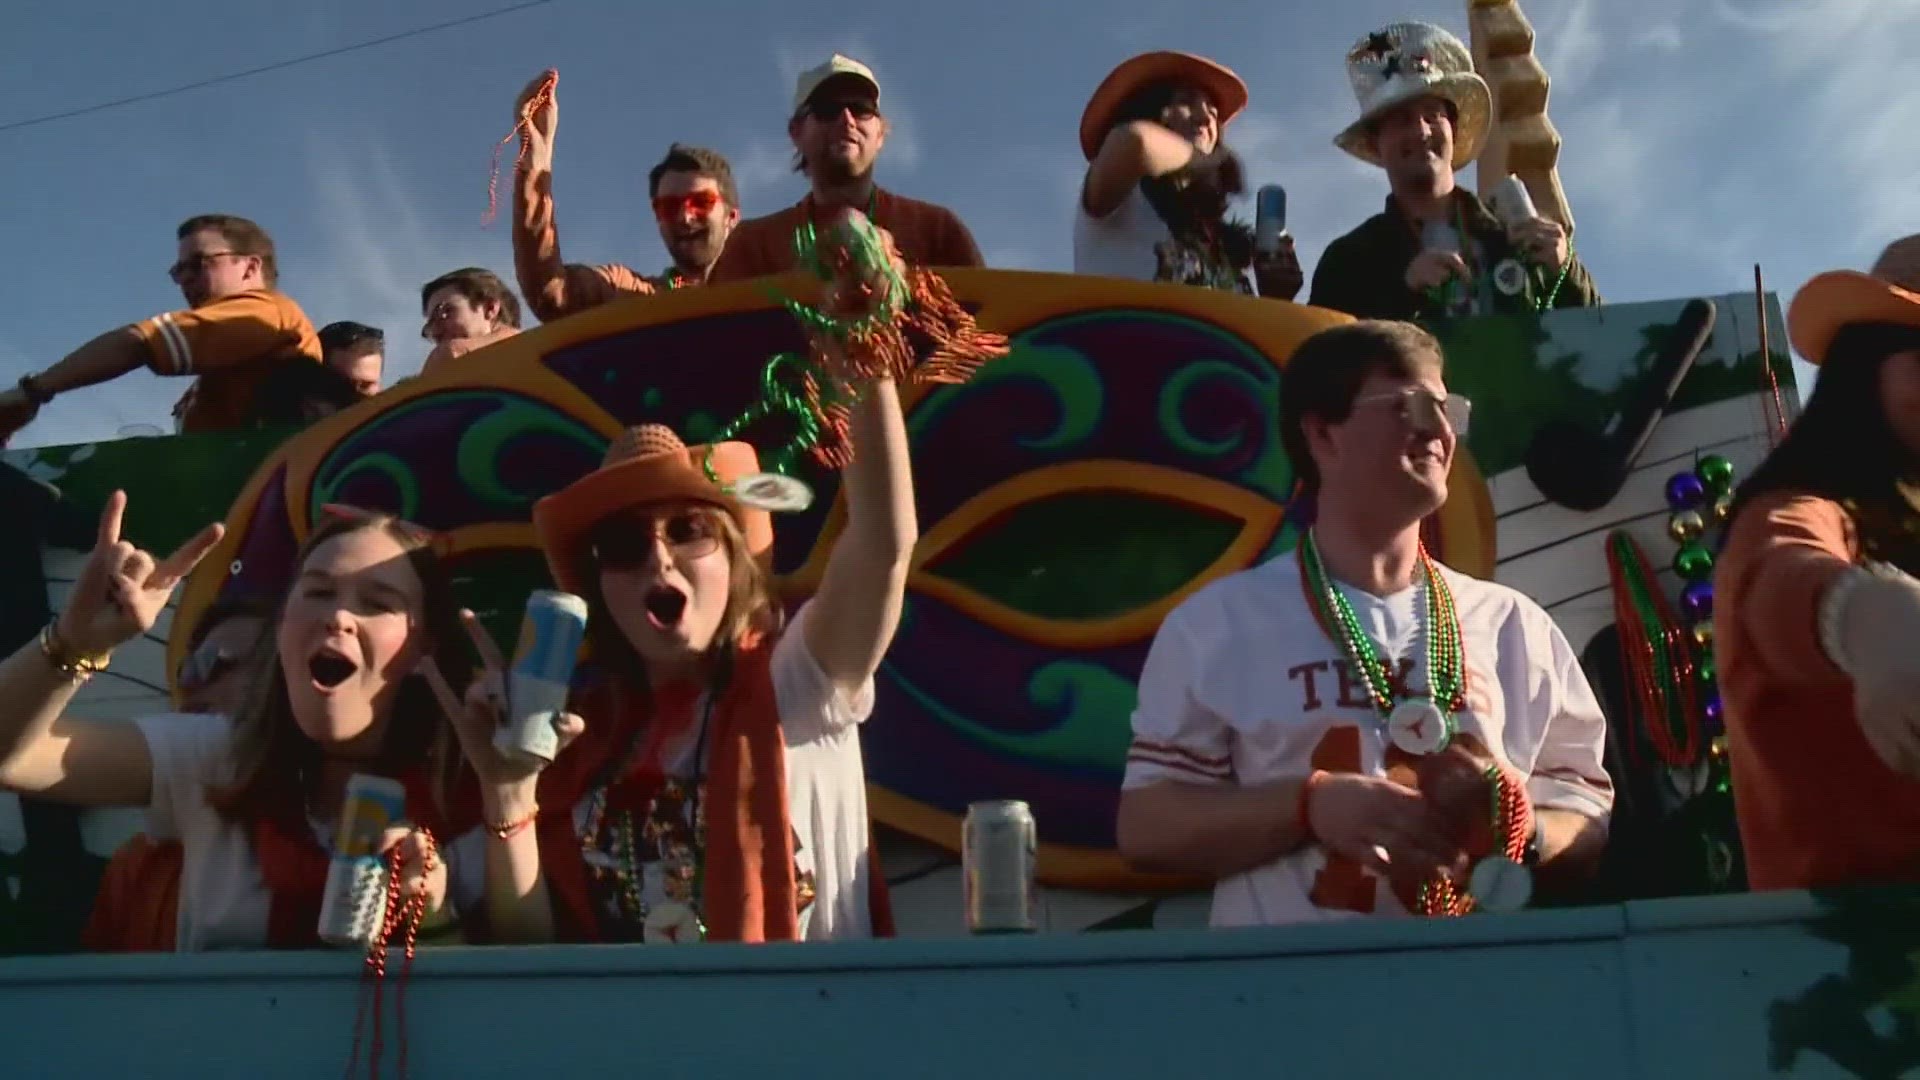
55, 490, 224, 657
420, 609, 585, 820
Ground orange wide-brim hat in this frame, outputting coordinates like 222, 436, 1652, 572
531, 423, 776, 595
1788, 236, 1920, 367
1078, 51, 1249, 161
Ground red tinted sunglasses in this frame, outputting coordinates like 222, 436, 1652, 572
652, 190, 723, 221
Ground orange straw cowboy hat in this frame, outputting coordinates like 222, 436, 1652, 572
1788, 234, 1920, 367
532, 424, 775, 594
1078, 51, 1249, 161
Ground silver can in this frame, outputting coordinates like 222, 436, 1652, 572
962, 800, 1038, 934
1253, 184, 1288, 257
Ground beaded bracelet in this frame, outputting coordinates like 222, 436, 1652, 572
486, 806, 539, 841
37, 621, 109, 682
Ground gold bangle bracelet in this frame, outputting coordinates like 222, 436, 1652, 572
38, 622, 109, 683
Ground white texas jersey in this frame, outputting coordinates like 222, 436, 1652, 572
1123, 550, 1614, 927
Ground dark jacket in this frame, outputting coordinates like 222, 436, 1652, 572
1309, 189, 1600, 322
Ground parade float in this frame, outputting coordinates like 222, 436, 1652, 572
3, 2, 1919, 1077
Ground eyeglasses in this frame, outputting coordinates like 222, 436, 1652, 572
177, 639, 244, 694
168, 251, 248, 282
1350, 388, 1472, 436
652, 189, 723, 222
591, 511, 720, 569
801, 98, 878, 122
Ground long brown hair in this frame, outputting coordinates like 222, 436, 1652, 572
1728, 321, 1920, 575
580, 504, 784, 696
206, 514, 474, 823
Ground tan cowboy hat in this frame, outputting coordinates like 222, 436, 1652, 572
1078, 51, 1249, 161
1334, 22, 1491, 170
1789, 235, 1920, 367
532, 423, 775, 594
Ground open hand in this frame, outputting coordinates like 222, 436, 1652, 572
55, 490, 224, 657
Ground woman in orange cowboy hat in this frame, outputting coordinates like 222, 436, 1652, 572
441, 212, 927, 945
1717, 234, 1920, 892
1073, 51, 1301, 300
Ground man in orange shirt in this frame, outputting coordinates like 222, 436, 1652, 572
0, 214, 320, 441
709, 54, 985, 283
510, 70, 742, 321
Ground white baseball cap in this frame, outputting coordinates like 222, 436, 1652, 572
792, 54, 881, 115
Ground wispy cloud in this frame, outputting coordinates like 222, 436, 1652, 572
301, 135, 523, 383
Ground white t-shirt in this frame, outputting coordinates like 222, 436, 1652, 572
1073, 185, 1251, 293
483, 600, 877, 943
1122, 550, 1614, 927
135, 712, 485, 952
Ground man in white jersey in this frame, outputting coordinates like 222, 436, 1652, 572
1117, 319, 1612, 924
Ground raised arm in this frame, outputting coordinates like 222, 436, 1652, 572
509, 71, 654, 324
0, 491, 222, 806
803, 378, 917, 690
1082, 120, 1200, 219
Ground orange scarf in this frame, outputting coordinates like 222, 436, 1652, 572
538, 631, 895, 942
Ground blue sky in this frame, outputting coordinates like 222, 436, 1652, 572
1, 0, 1912, 447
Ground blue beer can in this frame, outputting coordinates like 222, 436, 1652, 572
495, 590, 589, 765
1255, 184, 1288, 256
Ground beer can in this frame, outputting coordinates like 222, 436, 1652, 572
1254, 184, 1288, 257
317, 773, 408, 947
493, 590, 588, 767
1487, 174, 1539, 229
962, 800, 1038, 934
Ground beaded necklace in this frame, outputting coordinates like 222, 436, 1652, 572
1297, 529, 1467, 755
579, 688, 718, 943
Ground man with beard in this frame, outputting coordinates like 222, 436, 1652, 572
511, 70, 741, 322
1075, 51, 1301, 299
0, 215, 321, 441
1117, 320, 1612, 925
708, 54, 983, 283
1309, 23, 1598, 321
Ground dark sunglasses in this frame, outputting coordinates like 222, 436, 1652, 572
591, 511, 720, 569
801, 98, 878, 122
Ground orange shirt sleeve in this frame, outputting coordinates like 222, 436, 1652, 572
132, 291, 316, 377
1719, 491, 1856, 685
708, 214, 781, 285
514, 159, 656, 323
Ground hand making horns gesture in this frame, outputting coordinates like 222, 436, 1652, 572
55, 490, 224, 657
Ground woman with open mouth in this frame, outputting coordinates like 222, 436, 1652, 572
0, 498, 480, 950
450, 213, 923, 945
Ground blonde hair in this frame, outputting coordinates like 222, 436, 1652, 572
206, 513, 473, 823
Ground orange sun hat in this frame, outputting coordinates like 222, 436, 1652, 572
1078, 51, 1248, 161
1788, 234, 1920, 367
531, 424, 775, 594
